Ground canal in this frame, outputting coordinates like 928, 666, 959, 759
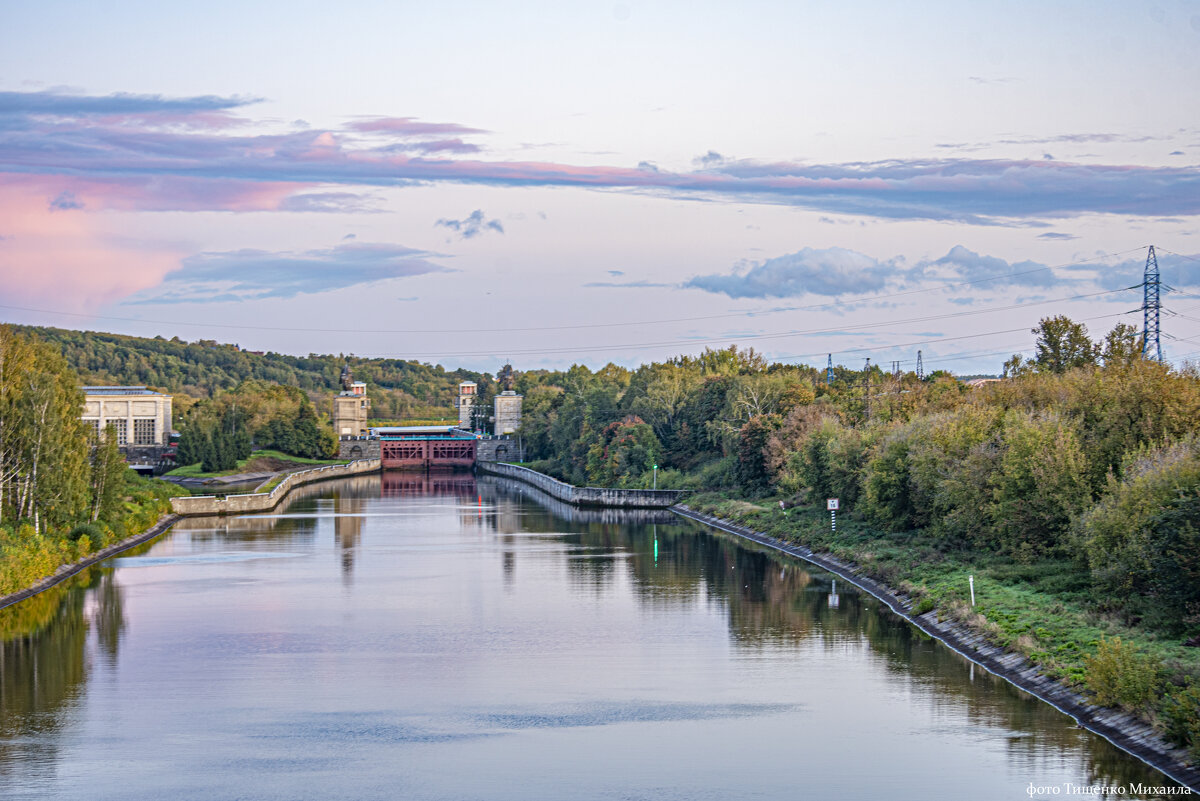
0, 474, 1186, 800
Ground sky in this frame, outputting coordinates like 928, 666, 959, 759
2, 0, 1200, 376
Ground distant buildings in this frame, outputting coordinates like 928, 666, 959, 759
81, 386, 172, 447
494, 391, 522, 435
457, 381, 477, 427
333, 365, 370, 438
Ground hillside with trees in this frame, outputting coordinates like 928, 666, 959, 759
16, 325, 480, 420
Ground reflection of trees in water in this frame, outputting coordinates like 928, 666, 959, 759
92, 570, 125, 667
0, 580, 90, 784
494, 486, 1179, 791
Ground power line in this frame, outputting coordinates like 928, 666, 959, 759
313, 287, 1137, 359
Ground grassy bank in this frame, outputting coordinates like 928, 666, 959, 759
0, 473, 175, 597
165, 449, 348, 479
687, 490, 1200, 763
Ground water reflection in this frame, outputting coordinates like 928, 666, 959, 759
0, 473, 1186, 799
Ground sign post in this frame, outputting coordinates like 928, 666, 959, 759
827, 498, 839, 531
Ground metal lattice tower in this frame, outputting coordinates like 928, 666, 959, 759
1142, 245, 1162, 362
891, 360, 901, 379
826, 354, 834, 385
916, 350, 924, 380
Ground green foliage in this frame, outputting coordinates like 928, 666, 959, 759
66, 523, 104, 543
584, 415, 661, 488
20, 324, 479, 419
1083, 636, 1162, 712
1033, 315, 1099, 374
990, 411, 1091, 555
735, 414, 782, 493
1160, 682, 1200, 763
1076, 438, 1200, 633
176, 380, 335, 469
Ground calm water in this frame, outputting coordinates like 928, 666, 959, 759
0, 474, 1186, 800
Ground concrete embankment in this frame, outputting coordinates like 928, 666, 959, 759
170, 459, 381, 516
672, 504, 1200, 794
475, 462, 686, 508
0, 513, 180, 611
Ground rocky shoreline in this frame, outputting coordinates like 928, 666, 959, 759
672, 504, 1200, 793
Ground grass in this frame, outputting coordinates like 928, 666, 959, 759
686, 491, 1200, 690
165, 449, 348, 478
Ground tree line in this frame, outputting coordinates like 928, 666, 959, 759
515, 317, 1200, 636
175, 381, 337, 471
18, 325, 482, 420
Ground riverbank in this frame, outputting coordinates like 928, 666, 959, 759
673, 502, 1200, 792
0, 511, 179, 612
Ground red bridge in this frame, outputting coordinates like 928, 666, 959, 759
377, 426, 478, 471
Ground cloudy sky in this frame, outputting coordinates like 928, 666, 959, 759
2, 1, 1199, 375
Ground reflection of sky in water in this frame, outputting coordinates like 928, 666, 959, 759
0, 475, 1186, 801
109, 552, 304, 568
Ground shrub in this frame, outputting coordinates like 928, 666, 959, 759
66, 523, 104, 543
1082, 636, 1161, 712
1075, 437, 1200, 633
1160, 682, 1200, 764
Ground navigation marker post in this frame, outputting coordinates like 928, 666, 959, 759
969, 574, 975, 607
827, 498, 839, 531
653, 464, 657, 490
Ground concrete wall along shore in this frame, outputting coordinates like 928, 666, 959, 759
170, 459, 381, 516
476, 461, 686, 508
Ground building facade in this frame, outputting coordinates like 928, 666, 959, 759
457, 381, 477, 427
81, 386, 172, 447
494, 390, 523, 435
334, 380, 370, 438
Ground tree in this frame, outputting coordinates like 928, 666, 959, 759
1033, 316, 1098, 374
90, 426, 128, 523
1100, 322, 1144, 368
735, 414, 782, 494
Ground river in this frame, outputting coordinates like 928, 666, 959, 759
0, 474, 1187, 800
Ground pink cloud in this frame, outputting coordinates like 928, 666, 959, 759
0, 178, 184, 311
0, 174, 306, 213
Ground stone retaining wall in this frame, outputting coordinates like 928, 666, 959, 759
475, 461, 685, 508
476, 438, 524, 463
170, 459, 381, 516
337, 437, 382, 460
